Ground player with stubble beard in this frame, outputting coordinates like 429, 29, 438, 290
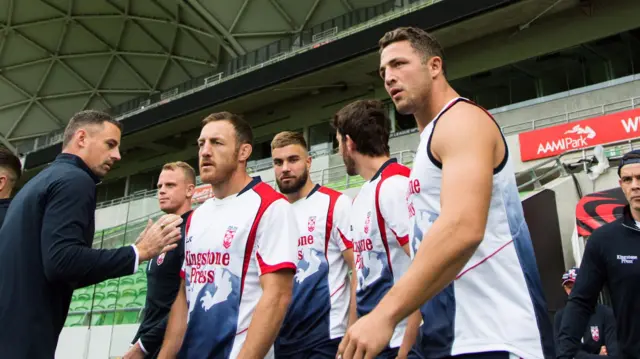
338, 27, 553, 359
270, 131, 357, 358
158, 112, 298, 359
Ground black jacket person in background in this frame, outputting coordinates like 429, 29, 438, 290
554, 267, 618, 358
557, 149, 640, 359
0, 110, 184, 359
125, 161, 197, 359
0, 147, 22, 228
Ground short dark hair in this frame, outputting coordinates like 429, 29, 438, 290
62, 110, 123, 148
332, 100, 390, 157
202, 111, 253, 146
379, 26, 446, 76
0, 148, 22, 183
271, 131, 307, 151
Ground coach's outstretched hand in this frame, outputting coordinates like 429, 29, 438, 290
135, 214, 183, 262
336, 311, 394, 359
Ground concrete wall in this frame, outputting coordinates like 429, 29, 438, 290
56, 324, 139, 359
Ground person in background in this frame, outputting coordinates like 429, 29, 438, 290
126, 161, 197, 359
554, 267, 618, 358
557, 149, 640, 359
0, 147, 22, 228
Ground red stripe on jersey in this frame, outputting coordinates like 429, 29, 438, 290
337, 228, 353, 249
455, 240, 513, 280
256, 252, 295, 274
318, 186, 341, 260
375, 163, 410, 275
241, 182, 288, 296
180, 211, 195, 280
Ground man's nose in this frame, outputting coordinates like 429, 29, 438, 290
385, 72, 396, 87
112, 148, 121, 161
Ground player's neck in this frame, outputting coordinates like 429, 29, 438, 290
212, 168, 253, 199
286, 180, 316, 203
170, 201, 192, 217
357, 156, 391, 181
414, 82, 460, 133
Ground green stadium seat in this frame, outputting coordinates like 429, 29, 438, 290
64, 313, 85, 327
120, 310, 140, 324
99, 291, 120, 309
120, 288, 138, 307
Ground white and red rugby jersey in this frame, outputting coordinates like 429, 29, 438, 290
350, 158, 412, 349
179, 177, 298, 359
277, 184, 353, 354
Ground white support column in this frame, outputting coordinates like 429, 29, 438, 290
388, 103, 397, 133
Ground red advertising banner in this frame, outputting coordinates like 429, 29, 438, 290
519, 108, 640, 161
192, 184, 213, 204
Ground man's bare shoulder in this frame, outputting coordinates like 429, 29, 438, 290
431, 101, 503, 161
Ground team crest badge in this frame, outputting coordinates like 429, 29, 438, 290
591, 326, 600, 341
157, 253, 165, 265
308, 216, 316, 232
364, 211, 371, 234
223, 226, 238, 249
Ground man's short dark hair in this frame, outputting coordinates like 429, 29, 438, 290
62, 110, 123, 148
202, 111, 253, 146
0, 148, 22, 184
379, 26, 446, 76
332, 100, 390, 157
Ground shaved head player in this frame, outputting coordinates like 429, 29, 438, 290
338, 27, 554, 359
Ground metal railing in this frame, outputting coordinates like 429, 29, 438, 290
30, 0, 442, 154
515, 136, 640, 191
264, 150, 415, 190
501, 96, 640, 136
95, 188, 158, 209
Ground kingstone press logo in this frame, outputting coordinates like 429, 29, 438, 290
536, 124, 597, 155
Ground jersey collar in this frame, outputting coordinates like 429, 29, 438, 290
306, 183, 321, 199
237, 176, 262, 196
371, 158, 397, 182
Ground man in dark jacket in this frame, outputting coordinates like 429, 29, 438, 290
0, 147, 22, 228
557, 149, 640, 359
554, 267, 618, 358
0, 110, 184, 359
125, 161, 196, 359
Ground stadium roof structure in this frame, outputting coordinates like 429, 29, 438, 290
0, 0, 386, 154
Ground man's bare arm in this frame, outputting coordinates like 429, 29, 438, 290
236, 270, 294, 359
157, 279, 188, 359
397, 243, 421, 358
370, 104, 498, 327
342, 249, 358, 327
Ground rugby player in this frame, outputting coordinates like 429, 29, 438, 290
270, 131, 357, 358
337, 27, 554, 359
157, 112, 298, 359
333, 100, 421, 359
126, 161, 196, 359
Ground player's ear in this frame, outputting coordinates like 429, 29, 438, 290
76, 129, 88, 148
238, 143, 252, 162
429, 56, 443, 78
345, 134, 356, 153
186, 183, 195, 197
